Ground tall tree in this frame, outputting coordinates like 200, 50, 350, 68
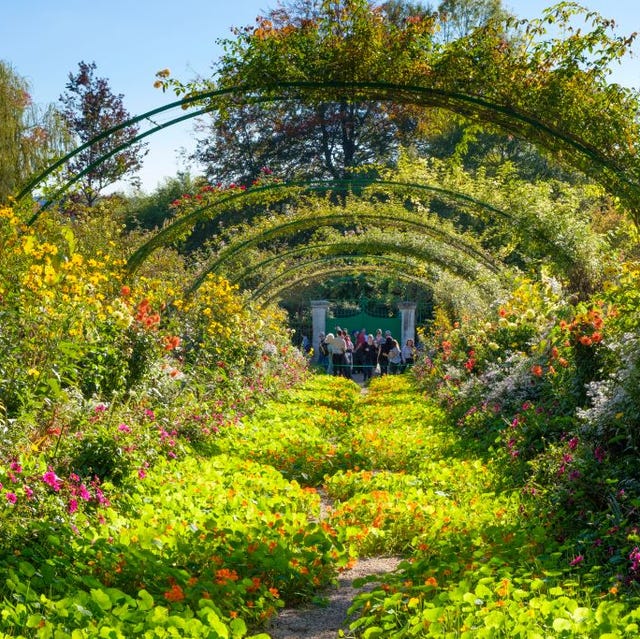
59, 61, 147, 206
190, 0, 438, 186
437, 0, 507, 41
187, 0, 512, 187
0, 61, 67, 203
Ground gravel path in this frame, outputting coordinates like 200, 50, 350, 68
265, 377, 401, 638
265, 555, 402, 639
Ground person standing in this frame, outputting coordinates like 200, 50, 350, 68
401, 338, 416, 372
324, 333, 335, 374
317, 332, 329, 372
343, 331, 354, 378
379, 334, 394, 376
353, 328, 367, 377
332, 330, 347, 377
388, 339, 403, 374
361, 334, 379, 382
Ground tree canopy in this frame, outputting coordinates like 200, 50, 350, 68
59, 61, 147, 206
156, 0, 639, 222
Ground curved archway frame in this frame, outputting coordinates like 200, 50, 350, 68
19, 81, 640, 225
125, 177, 512, 277
250, 255, 441, 305
229, 237, 499, 290
185, 209, 501, 297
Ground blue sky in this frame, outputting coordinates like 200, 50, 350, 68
2, 0, 638, 192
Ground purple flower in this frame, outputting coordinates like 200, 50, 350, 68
594, 446, 606, 463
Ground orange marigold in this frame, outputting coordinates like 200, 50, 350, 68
164, 583, 185, 602
215, 568, 239, 584
531, 365, 543, 377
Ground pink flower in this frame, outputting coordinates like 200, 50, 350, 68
10, 461, 22, 473
570, 555, 584, 567
79, 485, 91, 501
24, 486, 34, 500
118, 423, 132, 433
138, 468, 147, 479
68, 499, 78, 514
42, 469, 62, 492
568, 437, 579, 450
6, 492, 17, 504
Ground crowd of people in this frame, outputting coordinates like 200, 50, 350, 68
317, 328, 416, 379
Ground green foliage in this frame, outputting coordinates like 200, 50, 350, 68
124, 172, 203, 231
156, 0, 640, 222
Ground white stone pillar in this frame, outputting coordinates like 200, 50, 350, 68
398, 301, 417, 347
311, 300, 330, 361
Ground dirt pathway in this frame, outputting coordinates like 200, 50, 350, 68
267, 377, 400, 638
265, 556, 402, 639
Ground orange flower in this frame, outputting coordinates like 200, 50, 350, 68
164, 583, 185, 602
579, 335, 593, 346
120, 285, 131, 297
531, 365, 543, 377
163, 335, 181, 351
269, 587, 280, 598
247, 577, 262, 592
215, 568, 239, 584
424, 576, 438, 587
